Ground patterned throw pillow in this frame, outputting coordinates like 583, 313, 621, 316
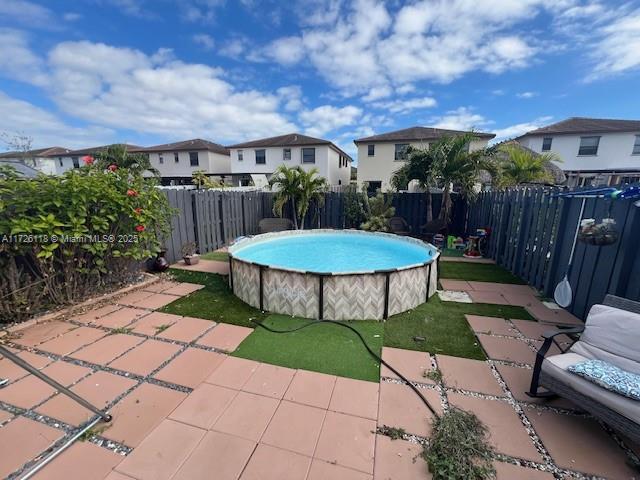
568, 360, 640, 401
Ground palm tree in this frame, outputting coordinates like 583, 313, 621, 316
269, 164, 302, 229
391, 146, 437, 222
94, 144, 159, 176
297, 167, 327, 229
497, 143, 560, 187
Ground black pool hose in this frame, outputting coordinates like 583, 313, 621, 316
250, 318, 440, 418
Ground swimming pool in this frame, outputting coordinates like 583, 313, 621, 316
228, 230, 439, 320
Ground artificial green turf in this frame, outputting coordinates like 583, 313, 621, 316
233, 315, 384, 382
200, 251, 229, 262
384, 296, 534, 359
160, 269, 266, 327
438, 261, 525, 284
441, 248, 464, 257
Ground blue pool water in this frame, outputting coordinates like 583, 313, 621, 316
232, 232, 434, 273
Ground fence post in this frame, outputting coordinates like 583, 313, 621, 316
543, 197, 570, 298
218, 192, 226, 244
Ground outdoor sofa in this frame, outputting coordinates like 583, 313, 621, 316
528, 294, 640, 443
258, 217, 294, 234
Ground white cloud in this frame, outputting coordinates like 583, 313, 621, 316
0, 29, 48, 87
299, 105, 362, 137
517, 91, 538, 98
263, 37, 305, 65
218, 37, 250, 59
492, 116, 554, 142
362, 86, 393, 102
0, 91, 115, 149
192, 33, 215, 51
0, 0, 55, 27
63, 12, 82, 22
430, 107, 489, 131
372, 97, 437, 114
277, 85, 304, 112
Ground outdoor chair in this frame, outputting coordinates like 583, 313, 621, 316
389, 216, 411, 236
420, 218, 447, 241
528, 294, 640, 443
258, 217, 294, 233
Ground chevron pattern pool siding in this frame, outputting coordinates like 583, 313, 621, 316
231, 258, 438, 320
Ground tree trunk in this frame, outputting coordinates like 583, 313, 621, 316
438, 184, 451, 223
291, 197, 299, 229
425, 190, 433, 223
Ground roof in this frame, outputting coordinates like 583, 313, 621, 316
0, 147, 70, 158
354, 126, 496, 144
227, 133, 352, 161
0, 160, 39, 178
521, 117, 640, 137
65, 144, 144, 155
140, 138, 229, 156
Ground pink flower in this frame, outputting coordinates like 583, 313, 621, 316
108, 164, 118, 172
134, 207, 143, 215
135, 225, 145, 232
126, 189, 138, 197
82, 155, 94, 165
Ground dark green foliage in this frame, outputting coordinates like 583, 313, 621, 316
343, 184, 367, 228
361, 190, 395, 232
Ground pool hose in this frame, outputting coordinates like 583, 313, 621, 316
250, 318, 440, 418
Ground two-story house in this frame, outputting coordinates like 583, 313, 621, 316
140, 139, 231, 185
354, 126, 496, 191
517, 117, 640, 187
59, 144, 144, 172
227, 133, 352, 187
0, 147, 72, 175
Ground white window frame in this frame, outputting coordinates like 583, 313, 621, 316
238, 149, 243, 161
302, 147, 315, 164
255, 149, 266, 165
283, 148, 291, 161
633, 135, 640, 155
578, 136, 600, 156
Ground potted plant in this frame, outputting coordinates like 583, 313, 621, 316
181, 241, 199, 265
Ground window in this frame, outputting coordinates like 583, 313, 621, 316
174, 152, 179, 163
58, 157, 63, 167
72, 156, 79, 169
283, 148, 291, 161
189, 151, 199, 166
367, 181, 382, 194
255, 149, 266, 164
238, 150, 243, 161
302, 147, 315, 163
367, 144, 375, 156
633, 135, 640, 155
578, 136, 600, 156
159, 154, 164, 164
542, 137, 552, 151
394, 144, 409, 161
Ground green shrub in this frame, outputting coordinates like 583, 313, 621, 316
361, 190, 395, 232
0, 160, 172, 322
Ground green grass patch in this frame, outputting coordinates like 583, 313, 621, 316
161, 269, 266, 327
441, 248, 464, 257
200, 251, 229, 262
439, 262, 525, 284
233, 315, 384, 382
384, 296, 534, 359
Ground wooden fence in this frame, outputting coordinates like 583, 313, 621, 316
162, 189, 467, 263
467, 186, 640, 319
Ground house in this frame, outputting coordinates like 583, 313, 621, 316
59, 144, 144, 171
0, 159, 40, 178
139, 139, 231, 186
354, 126, 496, 191
517, 117, 640, 187
227, 133, 352, 187
0, 147, 72, 175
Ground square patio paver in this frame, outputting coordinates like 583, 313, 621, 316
329, 377, 379, 420
211, 391, 279, 442
465, 315, 518, 337
502, 291, 539, 307
377, 381, 442, 437
129, 293, 179, 310
494, 462, 555, 480
205, 356, 260, 390
153, 348, 226, 388
284, 369, 336, 409
161, 282, 204, 296
38, 326, 107, 356
525, 408, 637, 479
73, 304, 121, 324
103, 382, 187, 447
437, 354, 503, 396
142, 280, 180, 293
0, 350, 52, 383
129, 311, 181, 336
94, 307, 148, 329
439, 279, 472, 291
156, 317, 214, 343
197, 323, 253, 352
468, 291, 510, 305
261, 399, 326, 456
240, 443, 311, 480
511, 319, 572, 342
169, 383, 237, 429
476, 334, 537, 365
373, 434, 429, 480
172, 259, 229, 275
0, 417, 64, 479
117, 290, 155, 307
108, 339, 181, 376
525, 303, 583, 326
241, 363, 295, 399
448, 393, 542, 462
71, 334, 145, 365
31, 440, 121, 480
37, 370, 137, 426
315, 410, 376, 474
307, 460, 372, 480
13, 321, 77, 347
115, 419, 206, 480
172, 430, 255, 480
380, 347, 434, 384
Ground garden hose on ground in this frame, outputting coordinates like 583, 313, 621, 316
250, 318, 440, 418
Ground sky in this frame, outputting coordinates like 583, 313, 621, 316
0, 0, 639, 162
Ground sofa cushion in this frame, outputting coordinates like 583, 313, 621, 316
542, 353, 640, 424
568, 359, 640, 401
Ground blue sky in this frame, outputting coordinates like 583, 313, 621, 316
0, 0, 639, 161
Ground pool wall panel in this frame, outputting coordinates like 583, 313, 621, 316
324, 274, 386, 320
263, 269, 319, 319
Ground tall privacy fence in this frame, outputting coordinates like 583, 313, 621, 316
162, 189, 466, 263
467, 186, 640, 319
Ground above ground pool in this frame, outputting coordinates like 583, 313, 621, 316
228, 230, 439, 321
